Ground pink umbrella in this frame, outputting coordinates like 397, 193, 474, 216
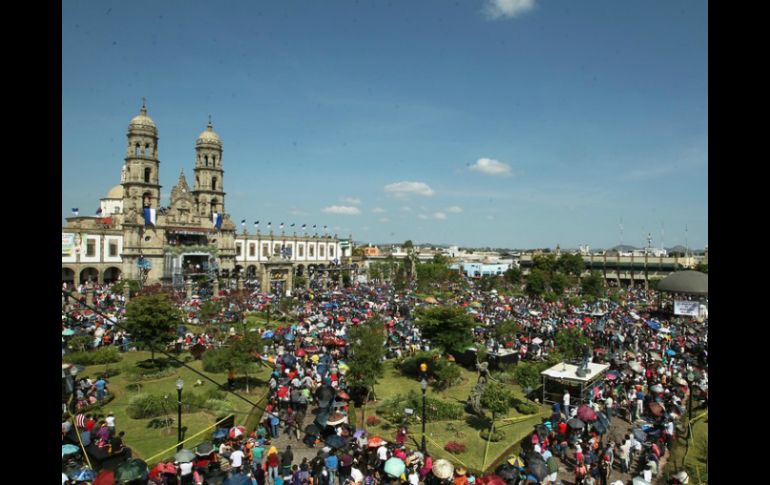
576, 404, 597, 422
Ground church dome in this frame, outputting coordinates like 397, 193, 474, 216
128, 100, 157, 132
196, 119, 221, 147
106, 185, 123, 199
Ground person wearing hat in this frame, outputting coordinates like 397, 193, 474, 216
454, 467, 468, 485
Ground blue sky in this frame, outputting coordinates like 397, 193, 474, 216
62, 0, 707, 249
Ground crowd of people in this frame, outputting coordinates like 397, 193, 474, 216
61, 270, 707, 485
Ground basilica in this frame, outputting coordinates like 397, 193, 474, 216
62, 102, 347, 291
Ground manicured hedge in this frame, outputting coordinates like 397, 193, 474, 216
64, 347, 122, 365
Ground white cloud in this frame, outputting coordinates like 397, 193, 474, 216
379, 217, 390, 223
446, 206, 463, 213
340, 196, 361, 205
433, 212, 447, 220
418, 214, 429, 220
483, 0, 536, 20
289, 209, 310, 216
470, 158, 512, 176
321, 205, 361, 215
372, 207, 386, 213
384, 181, 435, 198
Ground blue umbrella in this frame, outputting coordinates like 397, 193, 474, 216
62, 328, 76, 336
212, 427, 229, 440
384, 457, 406, 477
261, 330, 274, 340
74, 469, 96, 481
285, 332, 295, 341
325, 435, 347, 449
224, 473, 253, 485
666, 349, 676, 356
62, 444, 80, 458
646, 320, 661, 330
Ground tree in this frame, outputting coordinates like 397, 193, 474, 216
503, 267, 522, 285
124, 294, 183, 363
557, 253, 585, 278
432, 253, 450, 265
533, 254, 558, 276
477, 275, 501, 292
493, 319, 519, 343
581, 271, 605, 299
554, 327, 591, 361
549, 272, 571, 295
695, 262, 708, 274
347, 318, 386, 428
415, 306, 474, 355
200, 300, 222, 325
403, 240, 414, 250
227, 334, 263, 393
480, 381, 513, 440
525, 269, 548, 297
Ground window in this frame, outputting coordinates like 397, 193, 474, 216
287, 244, 293, 258
205, 156, 209, 166
309, 245, 315, 257
86, 239, 96, 257
236, 243, 242, 256
212, 177, 218, 191
144, 168, 151, 183
329, 246, 334, 257
319, 245, 325, 258
249, 243, 255, 257
109, 241, 118, 257
135, 143, 141, 156
274, 244, 281, 256
262, 244, 269, 257
299, 244, 304, 257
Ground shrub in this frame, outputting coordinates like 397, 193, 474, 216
367, 415, 382, 426
127, 393, 171, 419
514, 401, 540, 415
122, 363, 174, 382
202, 347, 232, 373
376, 391, 464, 422
433, 363, 462, 391
64, 347, 122, 366
479, 428, 506, 442
398, 351, 462, 390
444, 441, 467, 454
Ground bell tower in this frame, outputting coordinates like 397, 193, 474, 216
192, 116, 225, 218
122, 99, 161, 213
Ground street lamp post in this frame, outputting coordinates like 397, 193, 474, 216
176, 378, 184, 451
420, 378, 427, 454
69, 365, 79, 414
686, 371, 695, 433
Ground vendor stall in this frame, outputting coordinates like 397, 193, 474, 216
540, 361, 610, 406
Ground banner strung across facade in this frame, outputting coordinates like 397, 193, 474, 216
62, 234, 75, 258
674, 300, 700, 316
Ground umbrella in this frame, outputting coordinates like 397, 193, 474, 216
532, 337, 543, 344
62, 444, 80, 457
630, 362, 645, 374
212, 428, 229, 440
527, 460, 549, 481
305, 424, 322, 437
479, 474, 506, 485
337, 391, 350, 400
632, 428, 647, 441
316, 385, 335, 402
261, 331, 274, 340
93, 470, 115, 485
496, 464, 519, 481
195, 442, 214, 456
648, 401, 664, 417
324, 434, 346, 449
229, 425, 246, 439
506, 456, 525, 469
353, 429, 366, 439
648, 352, 662, 361
666, 349, 677, 356
175, 449, 195, 463
115, 459, 149, 482
674, 377, 689, 386
646, 320, 661, 330
62, 328, 76, 336
592, 419, 608, 434
432, 459, 455, 480
606, 370, 621, 381
577, 405, 597, 422
650, 384, 664, 393
73, 468, 97, 481
315, 411, 330, 427
327, 412, 347, 426
567, 418, 585, 430
384, 457, 406, 477
340, 454, 354, 467
285, 332, 296, 341
367, 436, 385, 448
295, 348, 307, 357
224, 473, 254, 485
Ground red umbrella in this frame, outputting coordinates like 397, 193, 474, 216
295, 349, 307, 357
576, 404, 597, 422
93, 470, 115, 485
368, 436, 385, 448
583, 317, 592, 323
478, 475, 506, 485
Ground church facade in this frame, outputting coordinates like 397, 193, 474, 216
62, 102, 346, 288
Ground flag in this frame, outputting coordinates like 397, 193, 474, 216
267, 222, 272, 229
280, 222, 284, 229
323, 225, 328, 231
71, 208, 79, 216
313, 224, 316, 229
290, 223, 295, 228
212, 212, 223, 229
144, 207, 157, 226
254, 221, 259, 228
241, 219, 246, 227
302, 224, 306, 229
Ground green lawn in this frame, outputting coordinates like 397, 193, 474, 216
665, 406, 708, 484
361, 361, 548, 473
69, 350, 271, 462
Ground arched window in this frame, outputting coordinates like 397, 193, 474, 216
213, 155, 217, 166
142, 192, 152, 208
210, 198, 218, 214
134, 143, 141, 156
144, 143, 150, 156
212, 177, 218, 191
205, 155, 209, 166
144, 168, 151, 183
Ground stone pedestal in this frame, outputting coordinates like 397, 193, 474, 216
236, 277, 244, 291
213, 278, 220, 296
123, 285, 131, 304
185, 279, 193, 300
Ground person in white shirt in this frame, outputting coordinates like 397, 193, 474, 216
377, 444, 389, 463
179, 461, 194, 477
230, 448, 245, 472
563, 390, 571, 418
350, 464, 364, 484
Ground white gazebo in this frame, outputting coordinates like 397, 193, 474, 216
540, 362, 610, 406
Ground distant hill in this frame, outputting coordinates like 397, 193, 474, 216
665, 245, 689, 253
